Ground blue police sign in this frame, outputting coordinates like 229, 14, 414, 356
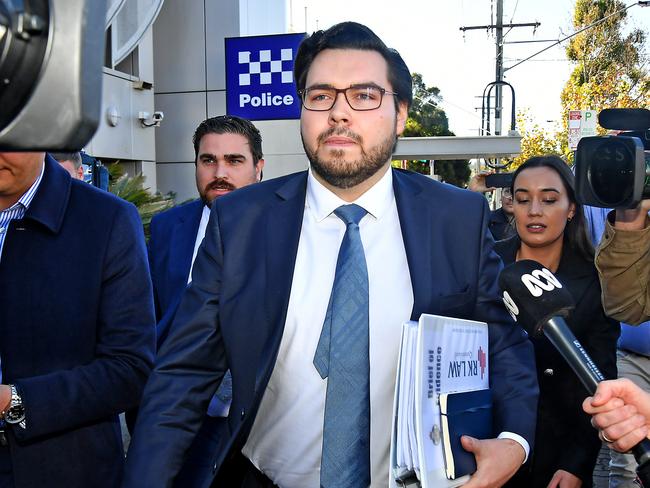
225, 33, 305, 121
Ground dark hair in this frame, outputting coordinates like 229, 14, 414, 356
511, 155, 594, 261
293, 22, 413, 111
192, 115, 263, 165
50, 152, 82, 170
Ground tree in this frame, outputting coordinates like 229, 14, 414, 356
406, 73, 453, 137
503, 109, 563, 170
560, 0, 649, 160
108, 163, 175, 239
393, 73, 471, 187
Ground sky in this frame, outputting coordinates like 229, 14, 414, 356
288, 0, 650, 137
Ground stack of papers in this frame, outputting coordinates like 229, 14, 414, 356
395, 322, 420, 477
389, 314, 490, 488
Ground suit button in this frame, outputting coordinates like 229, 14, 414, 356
213, 461, 218, 473
543, 368, 554, 376
241, 409, 246, 419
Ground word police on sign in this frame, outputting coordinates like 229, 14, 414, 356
225, 33, 305, 121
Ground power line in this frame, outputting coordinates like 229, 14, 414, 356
460, 0, 539, 135
509, 0, 520, 23
459, 21, 540, 32
503, 38, 560, 44
502, 0, 522, 40
504, 1, 643, 72
504, 57, 571, 62
413, 94, 484, 121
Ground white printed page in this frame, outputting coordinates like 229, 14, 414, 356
415, 314, 489, 488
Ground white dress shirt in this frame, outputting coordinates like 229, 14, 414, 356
0, 162, 44, 262
187, 204, 211, 284
243, 168, 414, 487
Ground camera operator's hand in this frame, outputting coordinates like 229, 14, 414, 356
468, 172, 495, 193
614, 199, 650, 231
596, 200, 650, 324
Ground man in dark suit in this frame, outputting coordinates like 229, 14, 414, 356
146, 116, 264, 484
125, 22, 538, 488
50, 151, 85, 181
0, 152, 155, 487
149, 115, 264, 341
489, 187, 516, 241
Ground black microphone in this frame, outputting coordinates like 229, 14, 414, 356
498, 260, 604, 390
499, 260, 650, 485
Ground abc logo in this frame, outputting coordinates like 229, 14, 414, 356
502, 290, 519, 321
502, 267, 563, 322
521, 267, 562, 297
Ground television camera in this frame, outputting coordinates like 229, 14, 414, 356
575, 108, 650, 208
0, 0, 105, 151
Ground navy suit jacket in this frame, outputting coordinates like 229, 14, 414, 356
124, 169, 539, 488
148, 199, 204, 343
0, 156, 156, 488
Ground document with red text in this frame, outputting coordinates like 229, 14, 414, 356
390, 314, 490, 488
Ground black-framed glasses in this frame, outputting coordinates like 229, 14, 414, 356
298, 85, 398, 111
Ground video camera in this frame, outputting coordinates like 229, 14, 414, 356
0, 0, 105, 151
575, 108, 650, 208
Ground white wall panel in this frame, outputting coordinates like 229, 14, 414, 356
152, 0, 207, 93
205, 0, 240, 91
87, 72, 135, 159
157, 163, 199, 203
154, 91, 207, 163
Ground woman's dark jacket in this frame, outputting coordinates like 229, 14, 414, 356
496, 236, 619, 488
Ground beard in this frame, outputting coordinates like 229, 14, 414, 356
199, 177, 236, 207
302, 126, 397, 190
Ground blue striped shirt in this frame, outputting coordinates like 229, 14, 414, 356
0, 163, 45, 262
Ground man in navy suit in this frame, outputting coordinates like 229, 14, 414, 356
0, 152, 155, 487
125, 22, 538, 488
149, 115, 265, 340
146, 116, 264, 483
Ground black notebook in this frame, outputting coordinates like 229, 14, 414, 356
439, 388, 493, 480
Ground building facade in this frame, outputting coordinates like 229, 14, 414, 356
87, 0, 307, 202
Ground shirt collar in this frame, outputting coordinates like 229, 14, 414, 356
3, 161, 45, 214
306, 166, 394, 223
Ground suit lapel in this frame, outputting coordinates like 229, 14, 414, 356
168, 200, 203, 296
256, 172, 308, 390
393, 170, 435, 320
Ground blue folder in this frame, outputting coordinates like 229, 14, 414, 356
439, 388, 493, 479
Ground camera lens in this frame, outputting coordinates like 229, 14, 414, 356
588, 139, 635, 207
0, 1, 49, 133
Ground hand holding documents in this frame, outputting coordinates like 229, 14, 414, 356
440, 389, 492, 479
390, 314, 493, 488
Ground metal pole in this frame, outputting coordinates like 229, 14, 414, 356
495, 0, 504, 136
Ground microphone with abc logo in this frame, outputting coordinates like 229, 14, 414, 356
499, 260, 650, 486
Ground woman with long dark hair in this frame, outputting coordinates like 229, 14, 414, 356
498, 155, 619, 488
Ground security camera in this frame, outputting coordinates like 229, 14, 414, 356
138, 110, 164, 128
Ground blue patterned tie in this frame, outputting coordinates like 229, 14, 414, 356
314, 204, 370, 488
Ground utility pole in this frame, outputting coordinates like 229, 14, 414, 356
494, 0, 503, 136
460, 0, 540, 135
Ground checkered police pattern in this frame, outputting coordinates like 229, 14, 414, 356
238, 49, 294, 86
